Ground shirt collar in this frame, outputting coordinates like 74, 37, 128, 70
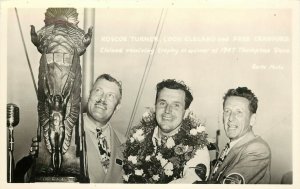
228, 133, 247, 152
152, 125, 180, 142
152, 126, 160, 141
84, 113, 110, 134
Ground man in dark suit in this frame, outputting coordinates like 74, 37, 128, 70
209, 87, 271, 184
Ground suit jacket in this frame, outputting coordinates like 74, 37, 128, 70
84, 114, 123, 183
210, 131, 271, 184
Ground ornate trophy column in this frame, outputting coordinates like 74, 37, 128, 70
29, 8, 92, 182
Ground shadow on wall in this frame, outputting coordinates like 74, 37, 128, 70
280, 171, 293, 184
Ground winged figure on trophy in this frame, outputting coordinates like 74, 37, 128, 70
30, 8, 92, 175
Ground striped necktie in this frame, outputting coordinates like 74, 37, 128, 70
211, 143, 230, 178
96, 128, 111, 173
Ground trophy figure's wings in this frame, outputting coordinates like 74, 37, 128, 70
38, 50, 81, 154
62, 51, 81, 154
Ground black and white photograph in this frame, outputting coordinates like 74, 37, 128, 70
0, 0, 299, 188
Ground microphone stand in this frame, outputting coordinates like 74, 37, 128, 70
7, 124, 15, 183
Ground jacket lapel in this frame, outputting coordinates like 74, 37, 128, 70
214, 131, 256, 179
104, 126, 122, 182
85, 127, 106, 182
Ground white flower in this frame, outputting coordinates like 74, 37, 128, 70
130, 137, 135, 143
188, 111, 195, 119
135, 169, 144, 176
135, 134, 145, 142
188, 111, 203, 125
143, 109, 155, 122
163, 162, 174, 178
143, 111, 151, 118
128, 155, 137, 164
135, 129, 144, 135
142, 111, 151, 121
196, 125, 206, 133
165, 137, 175, 148
190, 128, 197, 135
160, 158, 168, 167
133, 129, 145, 142
123, 174, 129, 181
164, 162, 174, 170
152, 174, 160, 181
164, 169, 173, 176
156, 153, 162, 160
145, 155, 151, 162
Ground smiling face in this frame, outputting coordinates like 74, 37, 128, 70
223, 96, 256, 141
155, 88, 186, 134
87, 79, 121, 126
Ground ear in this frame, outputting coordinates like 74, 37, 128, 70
115, 103, 121, 112
250, 113, 256, 126
183, 109, 189, 119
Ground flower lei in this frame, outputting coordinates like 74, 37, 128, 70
122, 110, 209, 183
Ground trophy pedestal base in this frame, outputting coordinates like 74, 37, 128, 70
30, 167, 85, 182
33, 176, 78, 182
29, 136, 89, 183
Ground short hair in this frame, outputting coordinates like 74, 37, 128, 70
94, 74, 122, 100
223, 87, 258, 114
156, 79, 193, 110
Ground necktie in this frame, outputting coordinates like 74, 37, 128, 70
211, 143, 230, 178
161, 135, 168, 146
96, 128, 111, 173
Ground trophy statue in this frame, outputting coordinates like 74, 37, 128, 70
29, 8, 92, 182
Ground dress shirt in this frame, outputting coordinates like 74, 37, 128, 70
227, 134, 247, 155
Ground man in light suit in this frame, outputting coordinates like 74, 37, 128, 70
210, 87, 271, 184
83, 74, 123, 183
13, 74, 123, 183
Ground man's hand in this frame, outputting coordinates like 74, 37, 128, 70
29, 137, 39, 158
14, 137, 39, 182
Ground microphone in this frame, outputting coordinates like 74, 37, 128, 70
193, 164, 207, 184
7, 103, 20, 127
7, 103, 20, 183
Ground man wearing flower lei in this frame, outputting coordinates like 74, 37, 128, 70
123, 79, 210, 183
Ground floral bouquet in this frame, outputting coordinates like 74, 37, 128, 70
122, 110, 209, 183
